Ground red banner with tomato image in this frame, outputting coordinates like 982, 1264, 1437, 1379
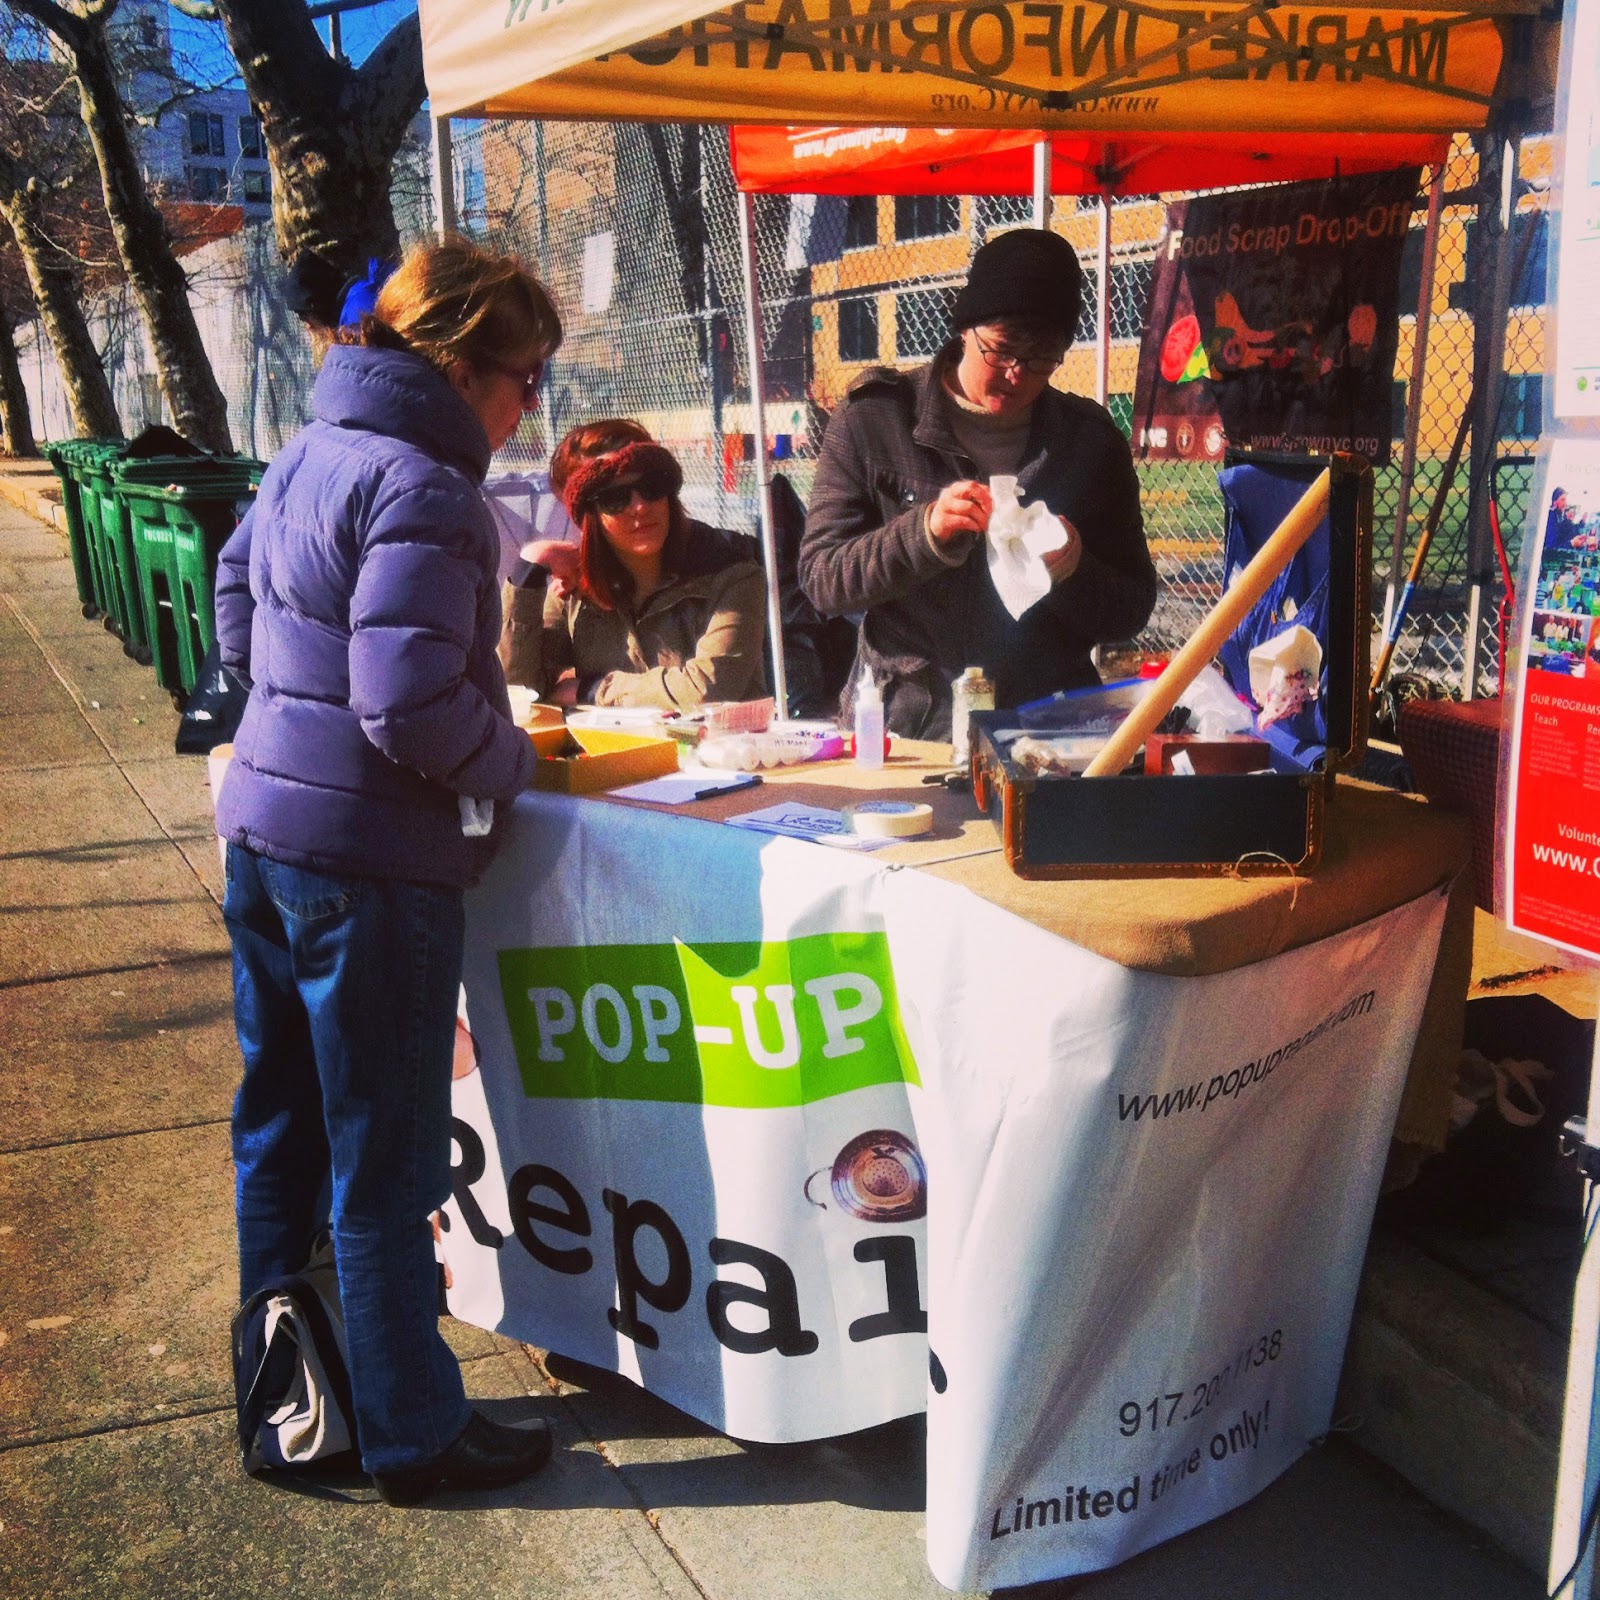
1131, 168, 1421, 466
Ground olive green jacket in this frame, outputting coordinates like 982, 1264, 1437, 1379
500, 529, 768, 710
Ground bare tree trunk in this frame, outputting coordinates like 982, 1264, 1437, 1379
72, 26, 230, 449
0, 311, 36, 455
0, 176, 120, 439
10, 0, 233, 452
204, 0, 426, 282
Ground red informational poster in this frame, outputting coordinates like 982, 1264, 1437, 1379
1504, 440, 1600, 959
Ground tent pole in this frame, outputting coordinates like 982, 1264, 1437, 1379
736, 189, 789, 718
1096, 195, 1111, 408
1385, 163, 1444, 648
1032, 137, 1052, 228
430, 116, 456, 240
1461, 134, 1516, 702
1549, 1009, 1600, 1600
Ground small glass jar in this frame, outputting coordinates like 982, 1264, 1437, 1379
950, 665, 995, 767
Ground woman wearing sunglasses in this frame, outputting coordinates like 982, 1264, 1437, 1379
500, 418, 767, 709
799, 227, 1157, 740
213, 238, 561, 1505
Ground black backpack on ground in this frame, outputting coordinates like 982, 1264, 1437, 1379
231, 1230, 358, 1474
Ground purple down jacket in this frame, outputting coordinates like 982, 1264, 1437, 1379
213, 344, 535, 888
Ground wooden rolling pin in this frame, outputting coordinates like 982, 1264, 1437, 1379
1081, 468, 1331, 779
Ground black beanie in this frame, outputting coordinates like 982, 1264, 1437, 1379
951, 229, 1083, 347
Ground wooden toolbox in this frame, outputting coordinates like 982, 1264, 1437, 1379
972, 452, 1372, 879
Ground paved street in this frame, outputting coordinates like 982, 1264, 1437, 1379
0, 488, 1543, 1599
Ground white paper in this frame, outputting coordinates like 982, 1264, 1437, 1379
986, 476, 1068, 620
580, 231, 616, 313
612, 771, 762, 804
724, 800, 893, 849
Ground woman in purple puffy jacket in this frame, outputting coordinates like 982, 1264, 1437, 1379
213, 239, 559, 1505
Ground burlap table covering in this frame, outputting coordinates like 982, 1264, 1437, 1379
598, 742, 1473, 1155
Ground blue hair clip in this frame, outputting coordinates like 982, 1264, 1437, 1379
338, 258, 397, 326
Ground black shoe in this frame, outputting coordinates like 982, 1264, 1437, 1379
373, 1410, 553, 1506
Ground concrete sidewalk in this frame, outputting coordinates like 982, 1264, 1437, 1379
0, 479, 1548, 1599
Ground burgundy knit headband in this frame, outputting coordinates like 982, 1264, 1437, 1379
561, 441, 683, 521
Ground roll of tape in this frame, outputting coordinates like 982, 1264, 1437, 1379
843, 800, 934, 838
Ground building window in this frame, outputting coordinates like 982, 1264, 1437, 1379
242, 169, 270, 203
1500, 373, 1543, 439
895, 286, 958, 359
976, 197, 1033, 237
843, 196, 877, 251
239, 115, 264, 160
1397, 227, 1424, 313
189, 111, 225, 158
894, 195, 959, 242
1108, 259, 1151, 342
1448, 212, 1548, 312
838, 296, 878, 362
190, 166, 228, 202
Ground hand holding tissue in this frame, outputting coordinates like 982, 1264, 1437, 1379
986, 475, 1068, 620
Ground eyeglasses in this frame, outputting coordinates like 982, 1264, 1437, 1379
971, 331, 1063, 377
592, 467, 676, 516
490, 361, 545, 405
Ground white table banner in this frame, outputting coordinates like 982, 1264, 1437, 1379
443, 791, 1448, 1589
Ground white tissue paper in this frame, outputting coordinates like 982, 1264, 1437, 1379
1248, 625, 1322, 729
986, 474, 1067, 620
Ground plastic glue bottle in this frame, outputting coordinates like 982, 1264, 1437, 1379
853, 664, 885, 770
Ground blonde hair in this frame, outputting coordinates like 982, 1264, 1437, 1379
372, 236, 562, 375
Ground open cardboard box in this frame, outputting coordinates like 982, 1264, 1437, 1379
528, 723, 680, 794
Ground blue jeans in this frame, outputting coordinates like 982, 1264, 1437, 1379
223, 843, 472, 1473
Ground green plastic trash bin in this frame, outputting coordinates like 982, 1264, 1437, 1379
108, 454, 262, 675
77, 442, 155, 657
40, 438, 121, 618
119, 465, 261, 698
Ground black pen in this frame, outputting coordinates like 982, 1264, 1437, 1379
695, 774, 763, 800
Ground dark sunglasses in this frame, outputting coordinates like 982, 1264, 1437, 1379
592, 468, 676, 516
490, 361, 545, 405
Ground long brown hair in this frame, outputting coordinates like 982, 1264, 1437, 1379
554, 421, 690, 611
355, 236, 562, 376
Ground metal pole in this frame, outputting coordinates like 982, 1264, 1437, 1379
1549, 1012, 1600, 1600
1385, 164, 1445, 644
736, 190, 789, 718
1096, 195, 1111, 407
535, 123, 555, 458
1032, 137, 1051, 229
430, 116, 456, 241
1461, 135, 1516, 701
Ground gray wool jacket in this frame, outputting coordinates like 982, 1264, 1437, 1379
798, 346, 1157, 739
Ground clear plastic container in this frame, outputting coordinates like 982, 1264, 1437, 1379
950, 665, 995, 765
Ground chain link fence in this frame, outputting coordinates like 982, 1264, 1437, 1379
11, 119, 1549, 707
447, 120, 1551, 703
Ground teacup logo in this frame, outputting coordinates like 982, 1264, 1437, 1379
804, 1129, 926, 1223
